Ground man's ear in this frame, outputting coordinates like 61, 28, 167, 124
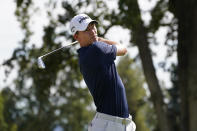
73, 33, 78, 40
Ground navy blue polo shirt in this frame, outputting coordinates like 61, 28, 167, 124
77, 41, 129, 118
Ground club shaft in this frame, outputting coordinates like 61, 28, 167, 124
40, 41, 78, 58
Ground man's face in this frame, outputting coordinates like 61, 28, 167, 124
75, 22, 98, 46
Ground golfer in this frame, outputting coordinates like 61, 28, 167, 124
70, 14, 136, 131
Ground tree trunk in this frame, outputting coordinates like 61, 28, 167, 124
176, 0, 197, 131
177, 8, 189, 131
187, 1, 197, 131
135, 24, 173, 131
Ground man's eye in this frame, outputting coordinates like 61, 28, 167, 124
85, 28, 89, 31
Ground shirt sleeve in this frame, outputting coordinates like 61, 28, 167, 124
93, 41, 117, 64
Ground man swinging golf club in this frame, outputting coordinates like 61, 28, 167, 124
70, 14, 136, 131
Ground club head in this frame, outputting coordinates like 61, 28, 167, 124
37, 57, 45, 69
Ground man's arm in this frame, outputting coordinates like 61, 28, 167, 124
98, 37, 127, 56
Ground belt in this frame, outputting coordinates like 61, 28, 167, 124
95, 112, 132, 125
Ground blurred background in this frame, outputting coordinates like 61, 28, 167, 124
0, 0, 196, 131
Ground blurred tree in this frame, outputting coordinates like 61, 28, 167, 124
117, 55, 152, 131
167, 63, 180, 131
0, 92, 8, 131
169, 0, 197, 131
104, 0, 173, 131
1, 89, 18, 131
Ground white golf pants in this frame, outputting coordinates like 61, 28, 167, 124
88, 112, 136, 131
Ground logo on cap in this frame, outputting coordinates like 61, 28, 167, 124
78, 16, 89, 23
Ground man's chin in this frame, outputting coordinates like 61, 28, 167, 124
91, 37, 98, 43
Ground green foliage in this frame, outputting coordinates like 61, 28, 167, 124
0, 93, 8, 131
117, 0, 143, 44
118, 0, 142, 29
149, 0, 168, 33
117, 55, 152, 131
1, 88, 19, 131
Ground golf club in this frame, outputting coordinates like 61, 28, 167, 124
37, 41, 78, 69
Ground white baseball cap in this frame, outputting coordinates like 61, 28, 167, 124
70, 14, 97, 35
